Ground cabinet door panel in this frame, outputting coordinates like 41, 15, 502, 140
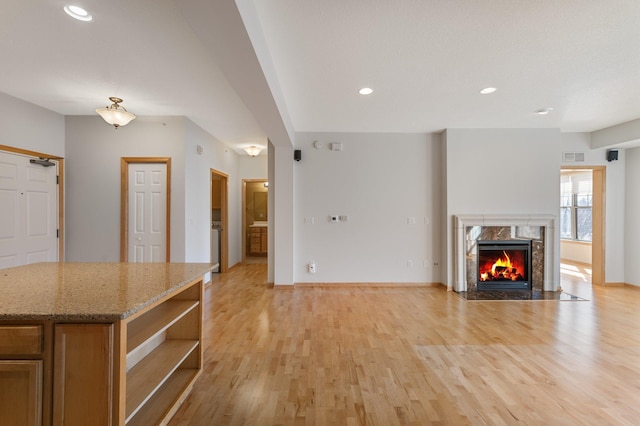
53, 324, 114, 426
0, 360, 42, 426
261, 229, 268, 253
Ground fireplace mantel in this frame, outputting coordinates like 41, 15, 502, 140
453, 214, 559, 292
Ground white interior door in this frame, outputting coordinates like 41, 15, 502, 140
128, 163, 167, 262
0, 152, 58, 269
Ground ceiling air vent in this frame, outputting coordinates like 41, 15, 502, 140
562, 152, 585, 163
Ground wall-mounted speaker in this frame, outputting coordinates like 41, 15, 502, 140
607, 150, 618, 162
294, 149, 302, 161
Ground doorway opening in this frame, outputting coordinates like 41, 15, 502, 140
211, 169, 229, 272
242, 179, 268, 264
560, 167, 605, 286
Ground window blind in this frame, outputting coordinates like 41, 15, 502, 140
560, 171, 592, 195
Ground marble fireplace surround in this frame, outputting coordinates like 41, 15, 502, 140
453, 214, 559, 292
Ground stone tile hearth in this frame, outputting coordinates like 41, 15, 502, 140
456, 290, 586, 301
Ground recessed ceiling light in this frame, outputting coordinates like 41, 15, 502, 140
64, 5, 93, 22
536, 107, 554, 115
480, 87, 497, 94
358, 87, 373, 95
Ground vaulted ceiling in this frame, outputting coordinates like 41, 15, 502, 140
1, 1, 639, 153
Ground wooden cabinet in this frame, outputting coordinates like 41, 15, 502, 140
0, 326, 42, 355
249, 226, 267, 256
53, 324, 114, 425
0, 360, 42, 426
49, 278, 202, 425
211, 179, 222, 209
123, 281, 202, 425
0, 277, 203, 426
0, 263, 209, 426
0, 325, 44, 426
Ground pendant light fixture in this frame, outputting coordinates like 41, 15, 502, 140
243, 146, 263, 157
96, 97, 136, 128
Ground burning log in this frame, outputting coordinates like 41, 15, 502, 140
479, 251, 524, 282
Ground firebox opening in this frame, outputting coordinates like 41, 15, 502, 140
477, 240, 532, 290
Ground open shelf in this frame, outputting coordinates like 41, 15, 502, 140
119, 277, 203, 424
126, 368, 198, 426
125, 339, 199, 422
126, 300, 199, 354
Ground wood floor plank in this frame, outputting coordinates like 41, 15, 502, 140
169, 263, 640, 425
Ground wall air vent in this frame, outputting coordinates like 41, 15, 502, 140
562, 152, 585, 163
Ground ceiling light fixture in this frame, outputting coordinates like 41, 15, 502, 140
96, 97, 136, 128
536, 107, 554, 115
480, 87, 497, 94
358, 87, 373, 95
63, 5, 93, 22
243, 146, 263, 157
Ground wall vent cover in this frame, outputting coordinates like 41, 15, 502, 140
563, 152, 585, 162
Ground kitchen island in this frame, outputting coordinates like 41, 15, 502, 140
0, 262, 213, 426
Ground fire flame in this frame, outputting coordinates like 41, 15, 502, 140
491, 251, 512, 275
479, 250, 523, 282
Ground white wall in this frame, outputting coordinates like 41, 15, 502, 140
65, 116, 187, 262
560, 240, 592, 264
0, 92, 65, 156
444, 129, 562, 288
65, 115, 257, 266
184, 120, 242, 266
560, 132, 625, 284
293, 132, 442, 283
273, 143, 294, 284
238, 154, 268, 178
625, 147, 640, 286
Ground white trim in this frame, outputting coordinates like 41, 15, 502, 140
453, 214, 559, 292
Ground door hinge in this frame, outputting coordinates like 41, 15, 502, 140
56, 175, 59, 184
57, 229, 59, 238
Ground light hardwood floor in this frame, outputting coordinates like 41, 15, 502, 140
169, 263, 640, 425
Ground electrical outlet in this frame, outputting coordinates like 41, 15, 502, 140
304, 217, 314, 224
433, 261, 440, 267
407, 216, 416, 225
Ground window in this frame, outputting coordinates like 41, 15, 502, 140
560, 171, 592, 242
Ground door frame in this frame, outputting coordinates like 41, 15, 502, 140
561, 166, 605, 285
242, 179, 268, 263
211, 169, 229, 272
120, 158, 171, 262
0, 144, 64, 262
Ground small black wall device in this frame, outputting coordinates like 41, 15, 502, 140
607, 150, 618, 162
294, 149, 302, 161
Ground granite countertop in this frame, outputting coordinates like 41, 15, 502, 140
0, 262, 214, 321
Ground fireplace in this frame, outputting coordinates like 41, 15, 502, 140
452, 215, 559, 293
477, 240, 532, 290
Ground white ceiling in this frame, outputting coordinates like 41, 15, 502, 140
1, 0, 640, 153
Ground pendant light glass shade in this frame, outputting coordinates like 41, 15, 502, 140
96, 97, 136, 128
243, 146, 263, 156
